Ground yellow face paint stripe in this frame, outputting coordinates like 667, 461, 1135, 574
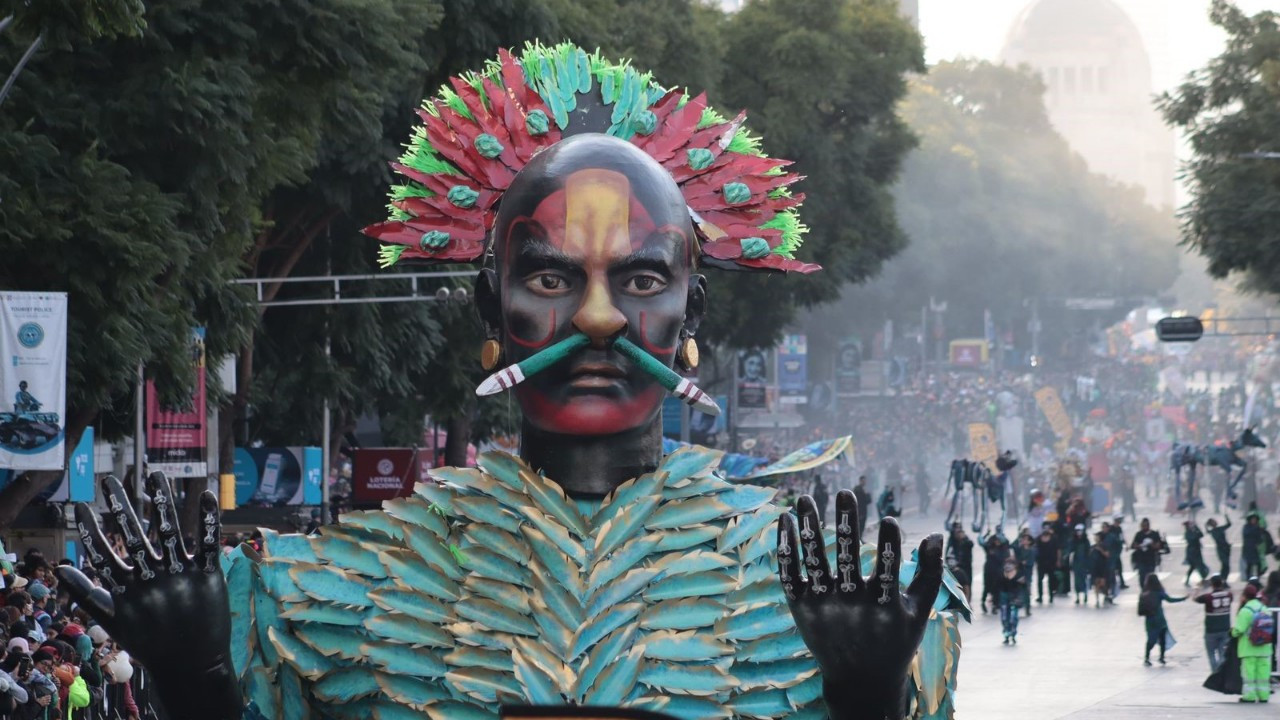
562, 169, 633, 258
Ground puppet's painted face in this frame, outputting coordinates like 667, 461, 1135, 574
493, 135, 696, 436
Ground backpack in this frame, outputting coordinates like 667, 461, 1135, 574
1248, 604, 1276, 646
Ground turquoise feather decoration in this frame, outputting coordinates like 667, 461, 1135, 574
368, 588, 454, 624
463, 576, 531, 615
718, 505, 784, 553
451, 495, 522, 534
714, 603, 794, 642
640, 629, 732, 661
639, 598, 726, 630
787, 674, 823, 706
256, 558, 308, 603
730, 659, 817, 690
586, 567, 661, 615
278, 664, 309, 720
268, 626, 338, 680
455, 596, 536, 636
290, 564, 376, 607
575, 624, 637, 699
523, 504, 587, 565
361, 640, 447, 677
399, 524, 464, 580
593, 470, 665, 528
224, 548, 254, 678
364, 613, 454, 648
658, 696, 732, 719
261, 529, 319, 563
444, 646, 514, 673
375, 673, 450, 708
383, 496, 449, 539
737, 631, 808, 663
446, 666, 523, 704
726, 579, 780, 609
280, 602, 368, 627
655, 525, 721, 552
728, 687, 793, 718
638, 661, 732, 696
309, 534, 388, 579
582, 646, 643, 705
422, 701, 499, 720
652, 549, 733, 576
340, 511, 405, 542
645, 496, 734, 529
591, 494, 661, 559
587, 534, 661, 592
460, 524, 528, 566
377, 550, 461, 601
643, 570, 737, 601
528, 572, 584, 628
312, 667, 382, 702
253, 577, 285, 668
294, 624, 369, 661
568, 601, 642, 659
458, 545, 531, 587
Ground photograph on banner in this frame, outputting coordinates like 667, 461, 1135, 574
232, 446, 322, 507
736, 348, 772, 409
968, 422, 999, 472
835, 339, 862, 396
777, 334, 807, 405
146, 328, 208, 478
0, 291, 67, 470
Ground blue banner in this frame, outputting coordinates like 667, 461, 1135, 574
68, 426, 94, 502
303, 446, 322, 505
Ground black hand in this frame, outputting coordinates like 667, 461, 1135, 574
57, 474, 243, 720
778, 490, 944, 720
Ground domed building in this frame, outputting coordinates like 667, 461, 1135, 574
1001, 0, 1175, 209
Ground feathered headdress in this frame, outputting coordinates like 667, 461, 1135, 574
364, 43, 818, 274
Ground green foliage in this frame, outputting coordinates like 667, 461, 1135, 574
1158, 0, 1280, 296
705, 0, 924, 348
806, 60, 1180, 346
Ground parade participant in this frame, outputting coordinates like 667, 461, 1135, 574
1208, 517, 1233, 580
1138, 575, 1187, 666
811, 474, 830, 521
1034, 526, 1059, 605
995, 555, 1025, 645
1241, 514, 1265, 580
1025, 488, 1047, 538
1068, 525, 1091, 605
854, 476, 874, 538
980, 532, 1012, 614
1130, 518, 1161, 590
1015, 532, 1036, 615
877, 485, 902, 520
1231, 584, 1274, 703
1193, 574, 1233, 672
1106, 515, 1128, 592
54, 45, 966, 720
946, 523, 975, 600
1183, 520, 1210, 587
1089, 531, 1111, 608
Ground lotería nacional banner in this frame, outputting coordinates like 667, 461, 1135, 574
1034, 386, 1074, 449
745, 436, 853, 481
968, 422, 999, 472
0, 292, 67, 470
146, 328, 208, 478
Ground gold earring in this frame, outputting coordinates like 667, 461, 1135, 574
480, 339, 503, 371
677, 336, 699, 370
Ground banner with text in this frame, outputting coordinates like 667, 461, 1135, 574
233, 446, 322, 507
777, 335, 807, 405
0, 291, 67, 470
736, 348, 773, 410
147, 328, 208, 478
968, 423, 999, 472
1034, 386, 1074, 449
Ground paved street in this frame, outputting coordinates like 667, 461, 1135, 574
892, 494, 1276, 719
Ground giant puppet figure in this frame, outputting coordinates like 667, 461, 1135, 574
57, 45, 967, 720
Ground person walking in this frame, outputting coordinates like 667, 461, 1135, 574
811, 475, 829, 522
1208, 517, 1232, 580
1068, 525, 1091, 605
1090, 531, 1112, 608
1230, 584, 1274, 703
1184, 520, 1211, 587
1193, 574, 1234, 672
1034, 527, 1059, 605
1131, 537, 1160, 593
853, 476, 873, 537
1016, 531, 1036, 616
996, 555, 1026, 645
1138, 574, 1187, 666
1108, 515, 1129, 591
946, 523, 975, 601
1242, 514, 1264, 581
981, 532, 1012, 614
914, 462, 930, 517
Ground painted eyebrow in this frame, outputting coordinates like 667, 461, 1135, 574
512, 237, 581, 273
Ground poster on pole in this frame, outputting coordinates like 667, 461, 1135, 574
736, 348, 772, 410
777, 334, 807, 405
835, 339, 862, 396
146, 328, 208, 478
0, 291, 67, 470
1034, 386, 1074, 451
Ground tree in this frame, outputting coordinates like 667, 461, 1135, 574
0, 0, 444, 531
803, 60, 1179, 364
1158, 0, 1280, 296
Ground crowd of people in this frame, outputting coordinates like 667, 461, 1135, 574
0, 543, 153, 719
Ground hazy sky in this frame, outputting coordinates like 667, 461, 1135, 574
918, 0, 1276, 93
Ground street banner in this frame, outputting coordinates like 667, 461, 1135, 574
1034, 386, 1074, 447
968, 423, 999, 472
232, 446, 322, 507
835, 339, 862, 395
736, 348, 772, 409
47, 427, 95, 503
949, 339, 988, 366
352, 448, 421, 504
146, 328, 208, 478
746, 436, 853, 480
777, 334, 807, 405
0, 291, 67, 470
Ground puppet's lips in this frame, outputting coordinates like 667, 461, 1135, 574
569, 363, 626, 388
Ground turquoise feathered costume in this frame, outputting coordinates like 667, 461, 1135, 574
225, 445, 968, 719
